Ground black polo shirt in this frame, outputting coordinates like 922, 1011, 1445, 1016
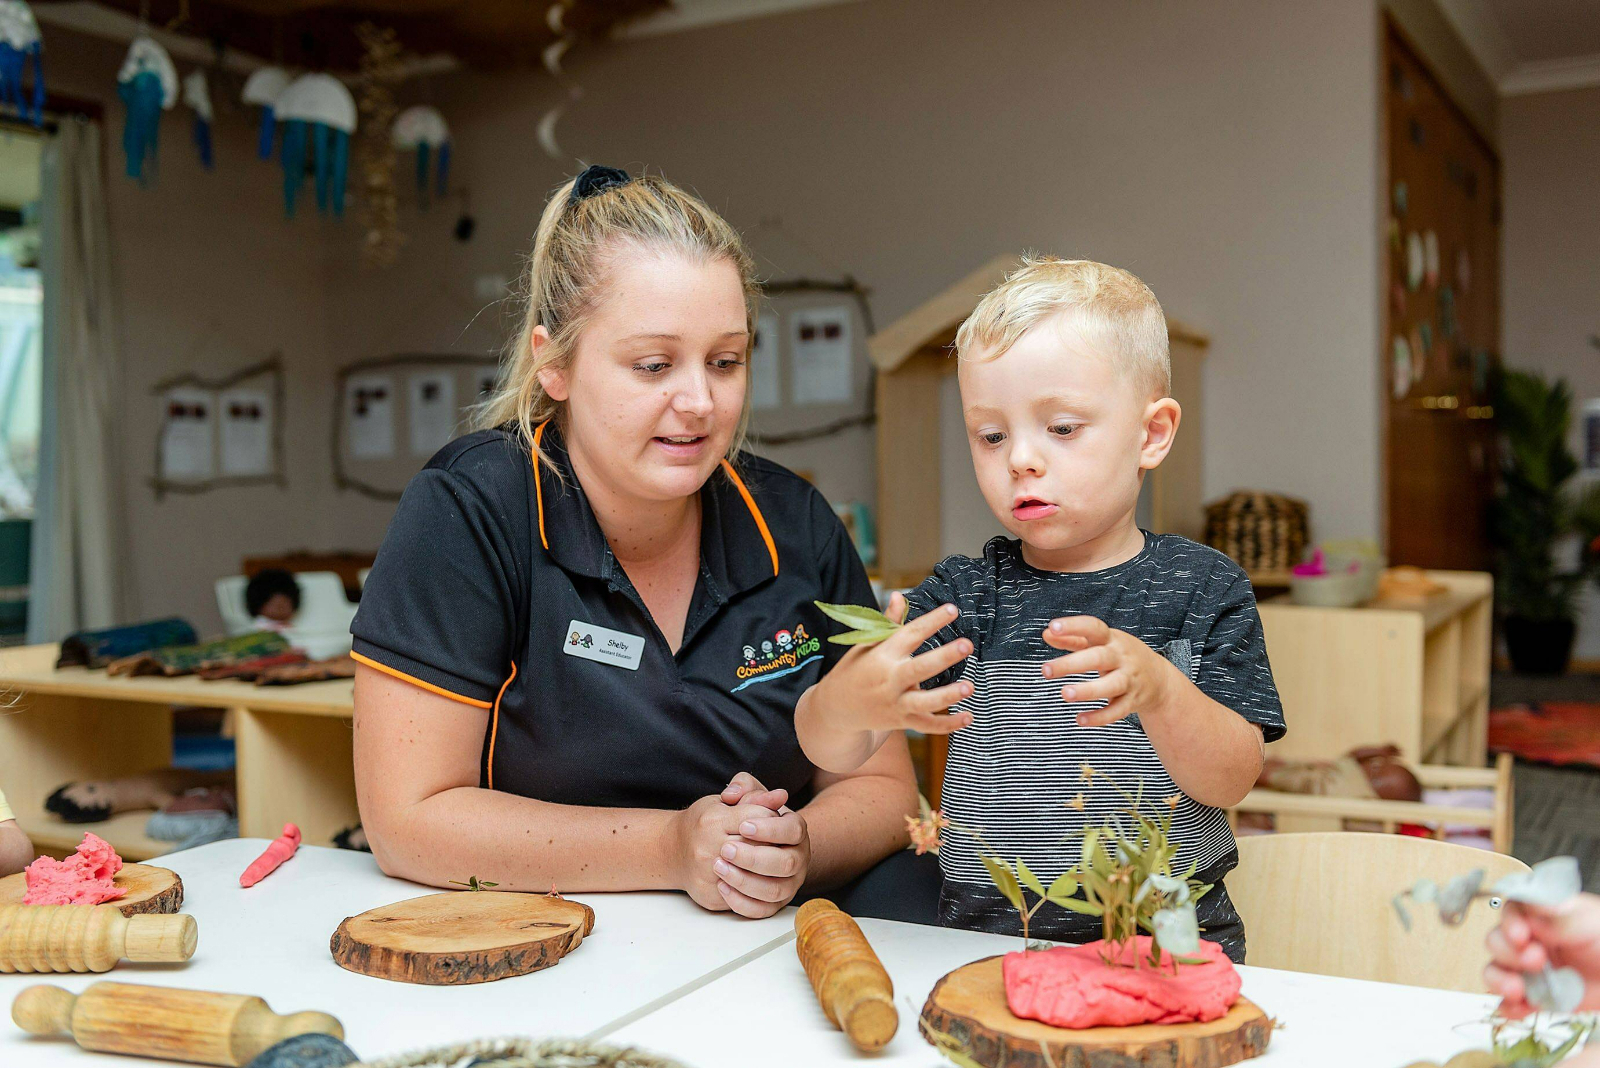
350, 423, 874, 810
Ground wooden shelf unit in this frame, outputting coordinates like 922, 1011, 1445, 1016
0, 643, 356, 861
1258, 570, 1492, 766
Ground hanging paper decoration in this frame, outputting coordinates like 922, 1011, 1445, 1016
274, 73, 357, 217
183, 69, 213, 169
1392, 336, 1411, 400
538, 0, 580, 161
0, 2, 42, 125
117, 36, 178, 182
391, 105, 450, 205
242, 66, 290, 160
1404, 231, 1424, 291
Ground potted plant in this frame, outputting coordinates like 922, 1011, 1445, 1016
1491, 370, 1600, 674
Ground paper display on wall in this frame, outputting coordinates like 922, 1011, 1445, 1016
751, 312, 780, 410
408, 372, 457, 457
347, 374, 396, 460
219, 387, 273, 476
789, 306, 853, 406
159, 387, 216, 481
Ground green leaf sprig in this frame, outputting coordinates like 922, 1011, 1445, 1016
450, 875, 499, 891
814, 601, 903, 645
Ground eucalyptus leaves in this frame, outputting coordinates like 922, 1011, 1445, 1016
957, 767, 1212, 969
814, 601, 903, 645
1395, 856, 1585, 1014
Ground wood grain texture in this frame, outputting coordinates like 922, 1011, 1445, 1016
1231, 832, 1527, 991
12, 981, 342, 1067
0, 864, 182, 917
330, 891, 594, 985
921, 957, 1271, 1068
0, 904, 197, 972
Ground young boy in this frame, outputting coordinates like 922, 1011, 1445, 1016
796, 256, 1284, 961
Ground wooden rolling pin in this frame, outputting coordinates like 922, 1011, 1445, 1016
0, 903, 197, 973
794, 898, 897, 1052
13, 982, 345, 1067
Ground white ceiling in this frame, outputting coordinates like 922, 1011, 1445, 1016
1438, 0, 1600, 94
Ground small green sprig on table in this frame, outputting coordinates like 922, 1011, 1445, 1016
449, 875, 499, 892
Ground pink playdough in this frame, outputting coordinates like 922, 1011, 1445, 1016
1003, 936, 1241, 1028
21, 832, 128, 906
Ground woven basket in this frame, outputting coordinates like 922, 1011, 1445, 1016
1203, 491, 1310, 573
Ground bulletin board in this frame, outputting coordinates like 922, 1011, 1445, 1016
1383, 17, 1500, 570
151, 355, 286, 499
333, 353, 502, 500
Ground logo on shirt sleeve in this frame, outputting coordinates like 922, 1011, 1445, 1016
731, 622, 821, 692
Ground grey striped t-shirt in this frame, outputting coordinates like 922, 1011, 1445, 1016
905, 532, 1285, 962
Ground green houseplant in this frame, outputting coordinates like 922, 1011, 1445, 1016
1491, 370, 1600, 674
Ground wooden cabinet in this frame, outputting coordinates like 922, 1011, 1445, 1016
1258, 570, 1492, 766
0, 644, 356, 860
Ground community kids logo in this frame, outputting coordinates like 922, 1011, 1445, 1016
568, 630, 594, 649
732, 622, 821, 692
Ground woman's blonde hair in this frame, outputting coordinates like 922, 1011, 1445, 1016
474, 169, 762, 471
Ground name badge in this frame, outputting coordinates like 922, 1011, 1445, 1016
563, 619, 645, 671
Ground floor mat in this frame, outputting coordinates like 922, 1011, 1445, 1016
1491, 702, 1600, 768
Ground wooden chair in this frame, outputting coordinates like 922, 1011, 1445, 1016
1230, 832, 1529, 992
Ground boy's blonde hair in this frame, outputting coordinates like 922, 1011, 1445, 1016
954, 255, 1170, 397
475, 170, 762, 470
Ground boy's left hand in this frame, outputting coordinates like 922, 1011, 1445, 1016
1041, 616, 1182, 727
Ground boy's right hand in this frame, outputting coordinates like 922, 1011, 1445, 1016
809, 593, 975, 736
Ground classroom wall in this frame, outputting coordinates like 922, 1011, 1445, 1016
333, 0, 1388, 559
50, 0, 1502, 631
46, 31, 341, 634
1501, 85, 1600, 657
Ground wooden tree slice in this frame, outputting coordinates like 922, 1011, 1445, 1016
330, 891, 595, 985
0, 864, 183, 917
921, 956, 1272, 1068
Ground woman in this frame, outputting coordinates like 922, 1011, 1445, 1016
350, 166, 918, 918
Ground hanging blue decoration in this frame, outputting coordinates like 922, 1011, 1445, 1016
241, 66, 290, 160
392, 106, 450, 207
0, 2, 43, 125
116, 37, 177, 183
183, 69, 213, 169
273, 73, 356, 218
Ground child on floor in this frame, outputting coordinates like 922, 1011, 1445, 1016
0, 784, 33, 876
246, 569, 300, 633
796, 256, 1285, 961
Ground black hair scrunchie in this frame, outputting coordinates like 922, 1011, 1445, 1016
570, 164, 631, 204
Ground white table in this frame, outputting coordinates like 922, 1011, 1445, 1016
2, 840, 793, 1065
606, 917, 1502, 1067
2, 840, 1502, 1067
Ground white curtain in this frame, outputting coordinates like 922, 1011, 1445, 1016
28, 119, 125, 642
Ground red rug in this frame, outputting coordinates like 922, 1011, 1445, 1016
1490, 703, 1600, 768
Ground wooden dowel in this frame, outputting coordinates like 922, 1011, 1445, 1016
795, 899, 897, 1052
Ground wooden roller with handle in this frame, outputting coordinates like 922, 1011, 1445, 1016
13, 981, 345, 1067
794, 898, 898, 1052
0, 903, 197, 973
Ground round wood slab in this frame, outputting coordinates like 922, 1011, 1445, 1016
920, 956, 1272, 1068
0, 864, 183, 917
330, 890, 596, 985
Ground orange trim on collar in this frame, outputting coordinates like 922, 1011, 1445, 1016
532, 420, 550, 551
350, 651, 494, 709
485, 661, 517, 791
719, 459, 780, 578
